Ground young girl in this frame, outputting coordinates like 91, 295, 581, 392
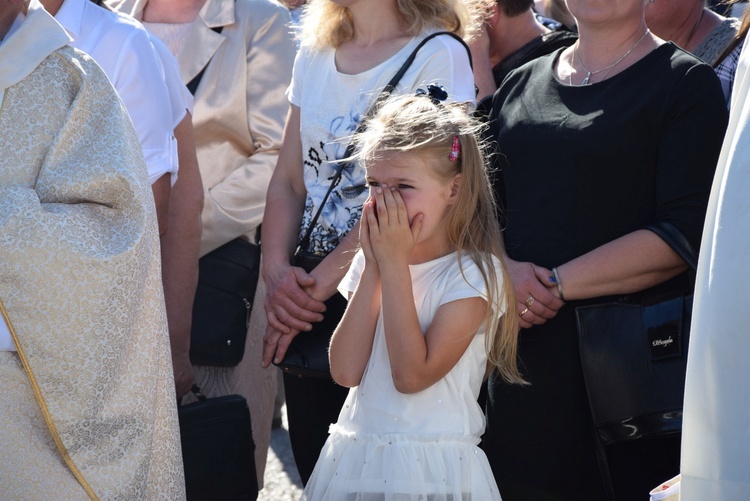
301, 91, 524, 500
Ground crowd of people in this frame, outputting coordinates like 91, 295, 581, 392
1, 0, 749, 499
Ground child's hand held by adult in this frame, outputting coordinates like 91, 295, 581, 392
263, 263, 326, 335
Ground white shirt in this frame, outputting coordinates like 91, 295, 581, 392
55, 0, 178, 185
148, 32, 193, 126
288, 32, 475, 254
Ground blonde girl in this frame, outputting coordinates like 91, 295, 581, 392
302, 91, 522, 501
261, 0, 477, 483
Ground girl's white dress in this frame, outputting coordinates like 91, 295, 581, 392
302, 251, 503, 500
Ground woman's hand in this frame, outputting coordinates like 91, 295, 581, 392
367, 187, 422, 267
263, 262, 326, 334
504, 258, 565, 329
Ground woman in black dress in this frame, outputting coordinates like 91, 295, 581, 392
482, 0, 728, 499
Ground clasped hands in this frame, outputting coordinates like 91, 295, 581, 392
504, 258, 564, 329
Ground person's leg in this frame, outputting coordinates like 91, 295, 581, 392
283, 372, 348, 484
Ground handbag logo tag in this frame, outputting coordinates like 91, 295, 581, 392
647, 321, 682, 360
644, 296, 684, 361
652, 336, 674, 348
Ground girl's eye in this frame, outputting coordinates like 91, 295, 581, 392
367, 181, 380, 188
397, 184, 413, 190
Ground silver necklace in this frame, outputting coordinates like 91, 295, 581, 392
574, 29, 651, 85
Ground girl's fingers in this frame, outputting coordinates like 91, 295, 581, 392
390, 187, 408, 225
366, 199, 381, 236
382, 187, 406, 227
375, 188, 389, 227
410, 213, 424, 242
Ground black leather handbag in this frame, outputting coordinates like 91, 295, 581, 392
576, 290, 692, 444
178, 385, 258, 500
190, 237, 260, 367
576, 221, 697, 445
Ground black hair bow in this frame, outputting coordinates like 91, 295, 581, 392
415, 84, 448, 104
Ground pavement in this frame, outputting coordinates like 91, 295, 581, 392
258, 405, 304, 501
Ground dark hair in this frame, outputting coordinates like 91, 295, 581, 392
496, 0, 534, 17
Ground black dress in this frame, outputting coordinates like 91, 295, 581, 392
483, 43, 728, 501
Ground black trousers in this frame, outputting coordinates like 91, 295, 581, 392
283, 372, 348, 485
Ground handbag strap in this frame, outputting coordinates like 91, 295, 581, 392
297, 31, 471, 252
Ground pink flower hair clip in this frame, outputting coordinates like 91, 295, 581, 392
449, 135, 461, 162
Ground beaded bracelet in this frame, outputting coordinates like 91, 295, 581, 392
552, 267, 566, 302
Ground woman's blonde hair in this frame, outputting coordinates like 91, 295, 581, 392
355, 93, 525, 384
297, 0, 472, 49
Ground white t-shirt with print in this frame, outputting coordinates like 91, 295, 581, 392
287, 32, 476, 253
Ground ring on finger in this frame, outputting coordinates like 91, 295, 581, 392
520, 307, 530, 316
526, 295, 535, 307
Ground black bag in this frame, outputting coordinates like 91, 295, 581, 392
576, 291, 693, 444
575, 221, 697, 445
190, 238, 260, 367
178, 385, 258, 501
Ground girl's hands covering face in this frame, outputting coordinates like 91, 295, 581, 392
366, 186, 423, 266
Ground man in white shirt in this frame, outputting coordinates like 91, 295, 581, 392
41, 0, 204, 397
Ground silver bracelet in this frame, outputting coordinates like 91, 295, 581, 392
552, 267, 566, 302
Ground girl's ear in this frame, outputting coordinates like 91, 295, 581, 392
449, 173, 461, 200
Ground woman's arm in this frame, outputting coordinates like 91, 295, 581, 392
260, 106, 327, 364
553, 229, 686, 301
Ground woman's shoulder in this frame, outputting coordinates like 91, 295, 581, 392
415, 30, 469, 55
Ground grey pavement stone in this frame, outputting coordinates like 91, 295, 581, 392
259, 405, 303, 500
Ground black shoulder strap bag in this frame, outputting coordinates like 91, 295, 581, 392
575, 221, 697, 499
274, 31, 472, 380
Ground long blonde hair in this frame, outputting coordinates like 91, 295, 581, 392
297, 0, 470, 49
355, 93, 525, 384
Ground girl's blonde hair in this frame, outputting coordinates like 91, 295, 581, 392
355, 93, 524, 384
297, 0, 472, 49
